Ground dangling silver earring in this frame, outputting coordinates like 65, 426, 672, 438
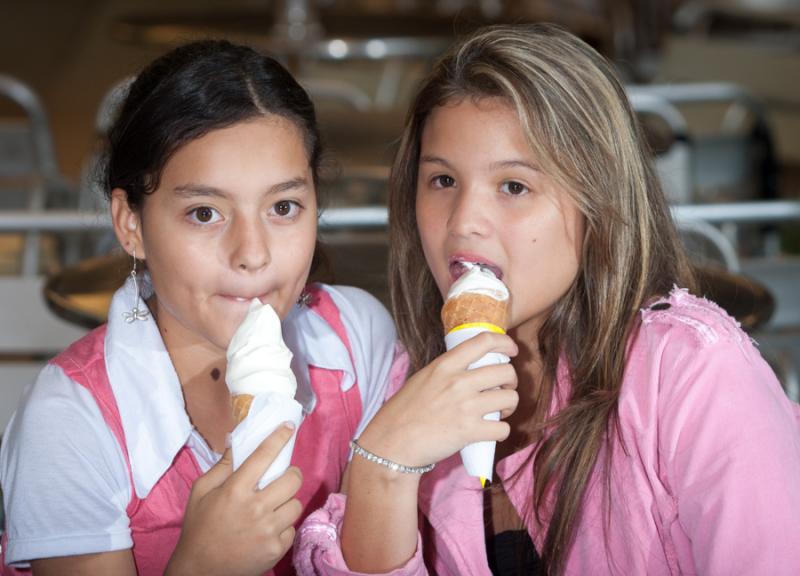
297, 289, 312, 308
123, 247, 150, 323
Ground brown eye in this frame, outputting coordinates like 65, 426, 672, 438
195, 206, 214, 222
274, 200, 294, 217
433, 175, 455, 188
501, 181, 529, 196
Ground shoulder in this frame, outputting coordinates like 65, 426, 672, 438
0, 364, 131, 563
50, 325, 108, 378
4, 362, 109, 441
625, 286, 793, 441
632, 285, 771, 389
313, 284, 396, 342
638, 286, 748, 350
1, 363, 126, 475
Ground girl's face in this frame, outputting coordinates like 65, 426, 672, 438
416, 98, 584, 341
120, 116, 317, 352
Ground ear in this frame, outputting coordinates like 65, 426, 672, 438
110, 188, 145, 259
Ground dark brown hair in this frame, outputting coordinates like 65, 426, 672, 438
100, 39, 329, 275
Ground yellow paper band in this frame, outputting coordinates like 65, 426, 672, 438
449, 322, 505, 335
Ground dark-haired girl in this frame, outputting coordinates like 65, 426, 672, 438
1, 40, 402, 575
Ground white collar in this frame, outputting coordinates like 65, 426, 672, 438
104, 276, 354, 498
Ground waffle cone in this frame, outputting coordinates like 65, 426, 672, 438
232, 394, 254, 424
441, 293, 508, 334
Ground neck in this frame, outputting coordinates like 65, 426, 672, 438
498, 325, 544, 460
150, 297, 235, 452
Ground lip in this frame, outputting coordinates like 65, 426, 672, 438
448, 253, 503, 281
219, 292, 270, 304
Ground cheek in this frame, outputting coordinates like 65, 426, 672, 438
415, 201, 441, 253
276, 227, 316, 295
146, 240, 207, 288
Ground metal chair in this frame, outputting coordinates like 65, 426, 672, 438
0, 74, 75, 276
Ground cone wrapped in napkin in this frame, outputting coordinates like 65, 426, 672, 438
226, 299, 303, 489
442, 262, 510, 486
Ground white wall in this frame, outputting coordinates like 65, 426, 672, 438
0, 276, 88, 432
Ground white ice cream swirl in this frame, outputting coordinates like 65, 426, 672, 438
226, 299, 297, 398
447, 262, 509, 301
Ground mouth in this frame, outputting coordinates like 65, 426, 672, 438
448, 256, 503, 281
219, 292, 270, 304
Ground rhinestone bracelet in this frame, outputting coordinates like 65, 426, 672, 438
350, 439, 435, 475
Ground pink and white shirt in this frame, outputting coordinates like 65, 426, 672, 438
1, 277, 405, 575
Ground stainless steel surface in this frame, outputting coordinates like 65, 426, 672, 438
0, 75, 64, 276
0, 206, 389, 232
671, 200, 800, 223
3, 201, 800, 233
0, 210, 112, 231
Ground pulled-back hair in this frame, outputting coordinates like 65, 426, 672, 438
388, 23, 695, 574
101, 39, 323, 209
99, 38, 328, 275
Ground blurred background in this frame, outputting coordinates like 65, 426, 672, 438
1, 0, 799, 445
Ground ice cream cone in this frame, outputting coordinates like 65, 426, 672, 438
232, 393, 254, 424
226, 299, 297, 419
441, 292, 508, 334
442, 263, 510, 485
226, 299, 302, 488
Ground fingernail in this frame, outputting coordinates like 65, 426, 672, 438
224, 433, 232, 448
283, 420, 296, 430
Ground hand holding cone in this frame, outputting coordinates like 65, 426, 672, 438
442, 263, 510, 486
226, 299, 302, 488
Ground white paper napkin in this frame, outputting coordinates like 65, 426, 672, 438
445, 327, 510, 484
230, 392, 304, 489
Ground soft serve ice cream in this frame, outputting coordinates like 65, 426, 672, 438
226, 299, 303, 488
442, 263, 510, 486
226, 299, 297, 422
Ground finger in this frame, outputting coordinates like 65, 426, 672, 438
259, 466, 303, 510
463, 363, 518, 393
499, 403, 518, 419
196, 447, 234, 494
471, 388, 519, 418
272, 497, 303, 529
234, 422, 296, 488
474, 419, 512, 443
255, 501, 301, 557
258, 524, 295, 567
444, 332, 518, 369
279, 525, 297, 552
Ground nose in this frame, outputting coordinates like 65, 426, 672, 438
229, 216, 270, 272
447, 186, 491, 239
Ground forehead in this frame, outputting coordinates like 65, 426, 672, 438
161, 116, 310, 180
420, 98, 532, 160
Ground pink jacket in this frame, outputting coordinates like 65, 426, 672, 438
295, 288, 800, 575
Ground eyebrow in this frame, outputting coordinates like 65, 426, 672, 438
488, 159, 540, 172
173, 177, 310, 198
418, 155, 453, 169
419, 155, 539, 173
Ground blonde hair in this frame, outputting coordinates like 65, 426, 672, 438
388, 23, 695, 574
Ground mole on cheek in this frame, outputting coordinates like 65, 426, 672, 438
211, 368, 221, 381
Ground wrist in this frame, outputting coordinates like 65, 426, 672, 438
349, 447, 424, 488
350, 439, 435, 475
